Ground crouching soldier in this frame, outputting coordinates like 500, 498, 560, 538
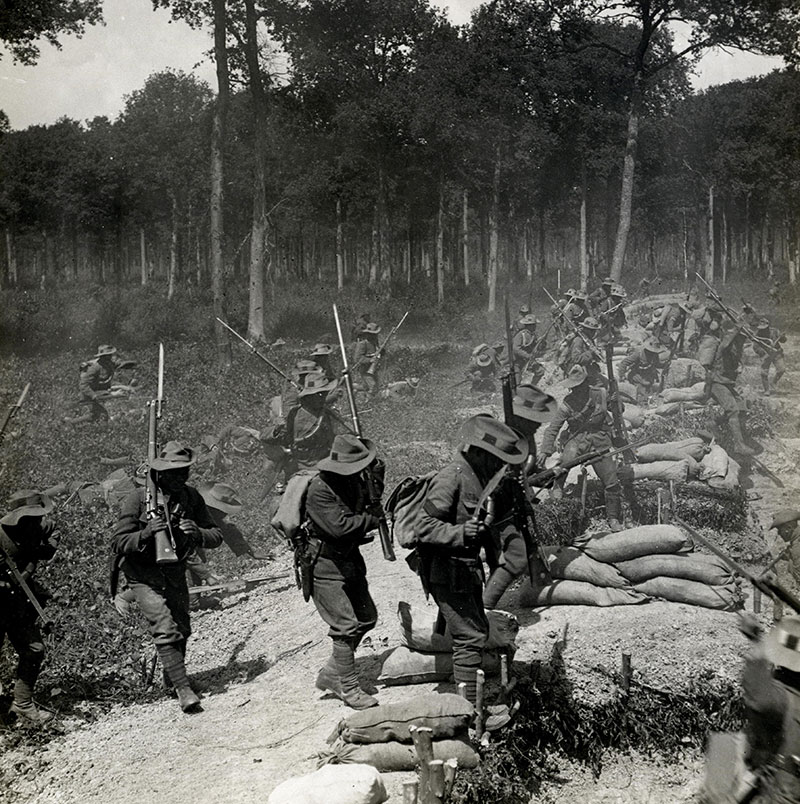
415, 415, 527, 723
618, 337, 663, 404
65, 344, 135, 425
0, 491, 59, 724
305, 435, 384, 710
112, 441, 222, 713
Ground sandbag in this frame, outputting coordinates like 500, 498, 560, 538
542, 545, 629, 588
631, 459, 689, 482
633, 577, 741, 611
635, 437, 707, 463
322, 738, 479, 771
699, 444, 729, 481
622, 404, 645, 428
615, 554, 734, 585
707, 455, 741, 491
331, 692, 473, 744
397, 601, 519, 653
576, 524, 694, 563
660, 382, 706, 403
618, 380, 638, 402
378, 647, 500, 687
519, 579, 648, 607
654, 401, 704, 417
267, 764, 388, 804
663, 358, 705, 389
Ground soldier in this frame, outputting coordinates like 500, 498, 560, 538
741, 302, 760, 330
596, 286, 628, 344
350, 313, 370, 343
768, 509, 800, 623
514, 303, 532, 333
540, 364, 624, 532
353, 322, 382, 399
654, 300, 691, 352
261, 371, 341, 496
588, 276, 614, 309
310, 344, 337, 382
0, 490, 59, 724
415, 415, 527, 712
305, 434, 384, 710
112, 441, 222, 713
564, 291, 590, 325
512, 315, 540, 379
196, 481, 259, 559
557, 316, 602, 380
698, 321, 754, 457
64, 344, 134, 425
618, 337, 664, 404
754, 318, 786, 395
278, 359, 321, 420
483, 386, 556, 609
467, 346, 497, 393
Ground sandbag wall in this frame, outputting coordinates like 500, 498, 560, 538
520, 525, 742, 610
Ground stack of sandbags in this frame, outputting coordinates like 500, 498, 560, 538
699, 444, 741, 491
581, 524, 741, 610
659, 382, 706, 403
653, 400, 706, 417
378, 602, 516, 686
662, 358, 705, 389
268, 764, 388, 804
632, 437, 709, 480
631, 459, 692, 482
321, 693, 479, 772
622, 403, 646, 428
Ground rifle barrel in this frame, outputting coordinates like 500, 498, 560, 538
216, 317, 297, 387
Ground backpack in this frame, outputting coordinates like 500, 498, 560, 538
270, 469, 318, 545
384, 471, 437, 549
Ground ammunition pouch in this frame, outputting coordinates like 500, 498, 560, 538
292, 524, 322, 602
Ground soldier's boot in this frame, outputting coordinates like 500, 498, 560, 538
315, 650, 343, 698
761, 371, 771, 395
483, 567, 516, 609
605, 489, 624, 533
9, 678, 53, 725
332, 638, 377, 710
157, 643, 201, 713
728, 414, 755, 458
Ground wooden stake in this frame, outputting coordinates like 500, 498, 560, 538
410, 726, 435, 804
621, 652, 632, 697
500, 652, 508, 691
657, 489, 662, 524
402, 780, 419, 804
457, 682, 467, 699
443, 759, 457, 798
429, 760, 446, 802
475, 669, 485, 740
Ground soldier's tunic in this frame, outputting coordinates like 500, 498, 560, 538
353, 336, 380, 397
563, 300, 589, 325
698, 331, 745, 416
77, 358, 116, 421
304, 467, 383, 640
0, 518, 57, 693
754, 326, 786, 392
619, 347, 661, 401
512, 328, 537, 374
558, 333, 599, 377
113, 487, 222, 645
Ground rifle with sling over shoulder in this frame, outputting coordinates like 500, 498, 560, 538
543, 287, 603, 361
0, 383, 30, 444
503, 293, 551, 587
333, 304, 396, 562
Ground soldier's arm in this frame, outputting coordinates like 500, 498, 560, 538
186, 490, 223, 549
618, 352, 637, 380
416, 466, 467, 548
79, 363, 100, 399
112, 490, 151, 555
306, 478, 378, 541
540, 406, 568, 456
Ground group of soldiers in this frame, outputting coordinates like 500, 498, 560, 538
2, 289, 799, 802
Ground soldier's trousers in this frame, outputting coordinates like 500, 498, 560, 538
709, 381, 745, 416
127, 574, 191, 646
561, 432, 618, 490
0, 596, 45, 686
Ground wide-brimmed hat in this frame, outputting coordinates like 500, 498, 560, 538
458, 415, 528, 465
95, 344, 117, 358
519, 303, 531, 315
601, 276, 613, 285
519, 314, 538, 327
475, 352, 493, 367
756, 319, 771, 332
293, 359, 319, 376
1, 490, 54, 526
299, 371, 338, 397
581, 317, 600, 331
610, 286, 627, 299
196, 481, 243, 514
564, 364, 589, 387
149, 441, 196, 472
564, 288, 576, 298
771, 509, 800, 530
572, 291, 588, 302
317, 435, 376, 475
765, 616, 800, 673
311, 343, 333, 356
361, 322, 381, 335
406, 377, 421, 389
513, 384, 556, 423
643, 337, 662, 354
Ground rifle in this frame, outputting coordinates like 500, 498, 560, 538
658, 305, 688, 392
146, 344, 179, 565
694, 273, 777, 355
188, 572, 291, 597
333, 304, 396, 562
543, 288, 603, 361
604, 343, 635, 462
0, 383, 30, 444
673, 516, 800, 614
528, 436, 647, 492
504, 293, 518, 392
366, 310, 409, 375
748, 455, 785, 489
0, 542, 53, 634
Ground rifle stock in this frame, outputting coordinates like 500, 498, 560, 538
333, 305, 396, 562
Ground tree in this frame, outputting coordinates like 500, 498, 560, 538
561, 0, 800, 282
0, 0, 103, 64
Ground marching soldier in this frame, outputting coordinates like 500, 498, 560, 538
305, 434, 384, 710
1, 491, 59, 724
353, 322, 382, 399
112, 442, 222, 713
557, 316, 602, 380
698, 321, 754, 457
261, 371, 341, 496
64, 344, 135, 425
415, 415, 527, 714
754, 318, 786, 396
483, 386, 556, 609
618, 337, 664, 404
540, 365, 624, 532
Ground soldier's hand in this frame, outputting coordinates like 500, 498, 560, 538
463, 519, 487, 550
143, 516, 166, 538
178, 518, 200, 543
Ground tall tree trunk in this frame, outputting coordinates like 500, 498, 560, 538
610, 72, 643, 283
168, 193, 179, 300
579, 163, 588, 292
139, 227, 147, 286
538, 209, 546, 277
462, 187, 469, 287
211, 0, 232, 369
721, 204, 728, 284
379, 164, 390, 282
5, 226, 17, 286
370, 203, 379, 286
436, 176, 445, 306
706, 184, 715, 283
487, 150, 500, 313
405, 228, 411, 284
336, 198, 344, 291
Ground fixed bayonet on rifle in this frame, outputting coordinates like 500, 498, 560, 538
543, 288, 603, 361
188, 572, 291, 597
217, 318, 301, 390
0, 542, 53, 633
674, 516, 800, 614
333, 304, 396, 562
375, 311, 409, 362
0, 383, 30, 444
694, 273, 777, 354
